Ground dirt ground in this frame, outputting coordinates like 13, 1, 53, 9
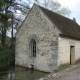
39, 64, 80, 80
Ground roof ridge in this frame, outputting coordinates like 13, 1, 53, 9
36, 4, 80, 39
37, 4, 79, 26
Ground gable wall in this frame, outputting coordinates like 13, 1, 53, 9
58, 37, 80, 67
15, 4, 59, 72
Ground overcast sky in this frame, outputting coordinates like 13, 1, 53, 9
57, 0, 80, 24
18, 0, 80, 25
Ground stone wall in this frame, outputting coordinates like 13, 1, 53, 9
15, 4, 59, 72
58, 37, 80, 67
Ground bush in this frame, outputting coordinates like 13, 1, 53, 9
0, 46, 10, 70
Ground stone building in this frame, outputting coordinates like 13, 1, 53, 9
15, 4, 80, 72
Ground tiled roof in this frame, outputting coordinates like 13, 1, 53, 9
39, 5, 80, 39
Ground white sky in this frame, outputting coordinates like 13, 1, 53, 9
56, 0, 80, 24
19, 0, 80, 24
7, 0, 80, 37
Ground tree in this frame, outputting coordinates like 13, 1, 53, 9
34, 0, 71, 16
8, 0, 30, 33
0, 0, 11, 70
0, 0, 10, 47
8, 0, 30, 47
0, 46, 9, 70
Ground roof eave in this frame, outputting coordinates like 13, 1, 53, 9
59, 34, 80, 40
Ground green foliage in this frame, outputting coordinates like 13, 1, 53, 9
4, 0, 10, 3
0, 0, 10, 47
0, 0, 4, 6
0, 46, 10, 70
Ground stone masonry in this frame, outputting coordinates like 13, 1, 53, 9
15, 4, 80, 72
15, 4, 60, 72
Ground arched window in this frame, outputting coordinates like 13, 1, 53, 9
29, 39, 36, 57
